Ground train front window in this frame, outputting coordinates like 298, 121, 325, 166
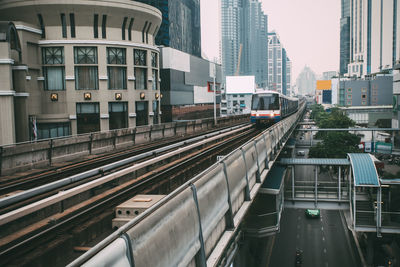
251, 94, 279, 110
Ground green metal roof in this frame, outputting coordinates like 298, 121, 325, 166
347, 153, 380, 187
280, 158, 350, 166
262, 164, 286, 190
286, 138, 296, 146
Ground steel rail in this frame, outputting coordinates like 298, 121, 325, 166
0, 127, 257, 264
0, 124, 252, 226
0, 123, 247, 210
68, 103, 306, 267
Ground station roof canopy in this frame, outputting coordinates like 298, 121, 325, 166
260, 164, 286, 194
347, 153, 380, 187
280, 158, 350, 166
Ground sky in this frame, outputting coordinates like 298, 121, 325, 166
200, 0, 341, 81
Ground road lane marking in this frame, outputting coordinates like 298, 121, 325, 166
297, 234, 300, 239
321, 226, 324, 231
322, 236, 325, 242
324, 248, 327, 254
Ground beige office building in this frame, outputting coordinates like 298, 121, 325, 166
0, 0, 162, 145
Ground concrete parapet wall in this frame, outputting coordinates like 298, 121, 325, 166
0, 115, 249, 176
72, 103, 306, 267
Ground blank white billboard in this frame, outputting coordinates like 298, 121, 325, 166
226, 76, 255, 94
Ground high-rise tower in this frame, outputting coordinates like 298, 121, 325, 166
221, 0, 268, 88
135, 0, 201, 57
340, 0, 351, 75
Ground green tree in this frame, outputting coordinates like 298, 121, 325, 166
308, 106, 360, 158
309, 132, 360, 158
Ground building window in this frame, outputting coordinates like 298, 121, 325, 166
74, 47, 98, 90
134, 49, 147, 90
233, 94, 237, 98
153, 100, 159, 124
37, 14, 45, 38
347, 94, 352, 99
61, 13, 67, 38
239, 94, 244, 97
135, 68, 147, 90
145, 22, 152, 43
134, 49, 146, 65
94, 14, 99, 38
361, 87, 367, 93
76, 102, 100, 134
42, 47, 65, 90
107, 47, 126, 64
136, 101, 148, 126
102, 15, 107, 38
128, 18, 134, 41
109, 102, 128, 130
75, 47, 97, 64
151, 52, 158, 67
107, 47, 127, 90
361, 94, 366, 99
122, 17, 128, 40
37, 122, 70, 139
70, 13, 76, 38
347, 88, 352, 92
142, 21, 148, 43
347, 100, 352, 105
361, 100, 366, 105
152, 69, 158, 90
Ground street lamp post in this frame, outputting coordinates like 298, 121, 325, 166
212, 63, 217, 125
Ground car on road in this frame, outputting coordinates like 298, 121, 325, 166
295, 249, 303, 266
297, 150, 305, 156
305, 209, 320, 218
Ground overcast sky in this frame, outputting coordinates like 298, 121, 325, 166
200, 0, 341, 81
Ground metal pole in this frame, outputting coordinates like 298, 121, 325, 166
292, 166, 295, 199
377, 187, 382, 231
315, 165, 318, 206
338, 166, 341, 201
349, 167, 352, 209
372, 130, 375, 153
213, 64, 217, 125
353, 170, 356, 228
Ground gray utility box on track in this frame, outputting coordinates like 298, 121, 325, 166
112, 194, 165, 229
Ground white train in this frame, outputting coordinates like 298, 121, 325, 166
250, 90, 298, 127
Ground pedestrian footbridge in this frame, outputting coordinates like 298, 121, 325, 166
279, 153, 400, 236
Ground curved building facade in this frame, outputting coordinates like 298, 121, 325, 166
0, 0, 162, 145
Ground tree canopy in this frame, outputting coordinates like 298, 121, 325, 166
308, 105, 360, 158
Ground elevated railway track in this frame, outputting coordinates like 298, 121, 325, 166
0, 124, 261, 266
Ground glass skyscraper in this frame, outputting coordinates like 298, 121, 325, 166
267, 32, 291, 95
340, 0, 351, 75
135, 0, 201, 57
221, 0, 245, 78
221, 0, 268, 88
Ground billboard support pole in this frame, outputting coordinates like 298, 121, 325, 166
213, 63, 217, 125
